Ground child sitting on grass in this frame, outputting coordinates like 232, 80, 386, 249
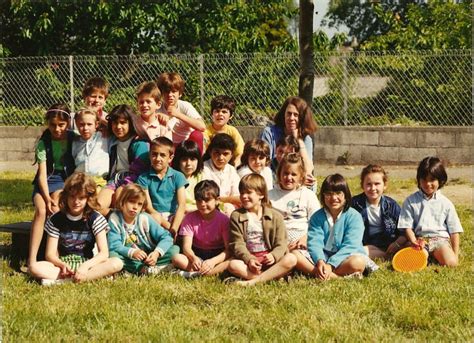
29, 172, 123, 285
351, 164, 404, 260
137, 137, 188, 238
227, 174, 297, 286
307, 174, 367, 280
108, 184, 178, 275
398, 156, 463, 267
172, 180, 230, 278
204, 95, 245, 165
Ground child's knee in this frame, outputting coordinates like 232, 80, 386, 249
281, 253, 297, 269
350, 255, 366, 272
441, 256, 459, 267
110, 257, 124, 273
227, 259, 243, 273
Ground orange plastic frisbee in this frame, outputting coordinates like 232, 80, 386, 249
392, 247, 428, 272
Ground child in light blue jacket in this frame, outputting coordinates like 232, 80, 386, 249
107, 184, 179, 275
308, 174, 367, 280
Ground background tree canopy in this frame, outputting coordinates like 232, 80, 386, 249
0, 0, 298, 56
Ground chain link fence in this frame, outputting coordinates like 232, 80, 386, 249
0, 50, 471, 127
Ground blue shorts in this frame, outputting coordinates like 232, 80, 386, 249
32, 171, 66, 200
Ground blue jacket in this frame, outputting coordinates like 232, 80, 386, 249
351, 193, 401, 244
107, 211, 173, 258
308, 207, 366, 268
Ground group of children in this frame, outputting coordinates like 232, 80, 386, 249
27, 74, 463, 286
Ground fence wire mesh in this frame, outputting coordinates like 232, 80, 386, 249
0, 50, 471, 126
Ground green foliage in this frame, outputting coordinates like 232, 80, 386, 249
0, 1, 297, 56
363, 1, 472, 51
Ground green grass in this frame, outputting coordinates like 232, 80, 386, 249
1, 172, 473, 341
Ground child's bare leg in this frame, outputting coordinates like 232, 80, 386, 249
237, 254, 297, 286
365, 245, 386, 259
79, 257, 123, 282
227, 259, 259, 280
28, 261, 62, 280
208, 260, 230, 275
333, 255, 366, 277
97, 188, 114, 216
291, 250, 316, 275
172, 254, 194, 271
433, 244, 458, 267
28, 194, 47, 265
50, 190, 62, 213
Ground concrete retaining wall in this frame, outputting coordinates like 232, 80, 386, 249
1, 126, 472, 165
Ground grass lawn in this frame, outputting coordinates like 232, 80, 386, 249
1, 171, 472, 342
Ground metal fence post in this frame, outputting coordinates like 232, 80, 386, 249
342, 52, 349, 126
69, 55, 74, 113
199, 54, 204, 116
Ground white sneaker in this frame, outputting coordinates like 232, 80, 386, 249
141, 264, 173, 275
41, 278, 72, 286
344, 272, 363, 280
365, 257, 380, 274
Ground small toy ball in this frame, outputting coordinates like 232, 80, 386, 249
392, 247, 428, 272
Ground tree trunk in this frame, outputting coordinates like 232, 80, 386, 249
298, 0, 314, 107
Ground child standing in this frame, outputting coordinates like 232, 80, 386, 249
172, 180, 230, 277
97, 105, 150, 216
137, 137, 188, 238
202, 133, 241, 215
29, 173, 123, 284
307, 174, 367, 280
269, 153, 320, 274
227, 174, 296, 286
351, 164, 404, 259
237, 139, 273, 190
156, 72, 206, 152
29, 104, 75, 265
71, 77, 110, 131
134, 81, 169, 142
108, 184, 179, 275
171, 140, 204, 213
203, 95, 245, 165
70, 107, 109, 186
398, 157, 463, 267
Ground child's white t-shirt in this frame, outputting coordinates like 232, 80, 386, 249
269, 186, 320, 243
158, 100, 202, 143
237, 165, 273, 190
202, 160, 240, 197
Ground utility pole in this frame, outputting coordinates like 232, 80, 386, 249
298, 0, 314, 106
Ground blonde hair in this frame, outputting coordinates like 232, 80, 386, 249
75, 107, 98, 123
238, 174, 271, 207
59, 172, 99, 218
115, 184, 148, 212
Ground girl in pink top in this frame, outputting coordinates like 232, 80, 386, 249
172, 180, 230, 278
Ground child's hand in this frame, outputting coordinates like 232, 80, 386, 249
144, 251, 160, 266
386, 241, 402, 254
315, 260, 331, 281
200, 259, 216, 275
261, 253, 275, 266
304, 174, 315, 187
46, 197, 58, 215
132, 249, 147, 261
295, 235, 307, 250
412, 238, 425, 250
73, 266, 88, 283
190, 255, 203, 271
157, 113, 170, 126
60, 264, 74, 278
248, 259, 262, 274
166, 105, 180, 118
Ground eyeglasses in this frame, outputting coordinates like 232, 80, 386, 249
323, 191, 345, 198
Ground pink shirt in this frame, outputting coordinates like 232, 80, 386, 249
134, 115, 171, 141
179, 210, 230, 250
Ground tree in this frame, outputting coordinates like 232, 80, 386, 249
0, 0, 297, 57
362, 1, 471, 50
323, 0, 416, 44
298, 0, 314, 106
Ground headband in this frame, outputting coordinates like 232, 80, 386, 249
46, 109, 71, 118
